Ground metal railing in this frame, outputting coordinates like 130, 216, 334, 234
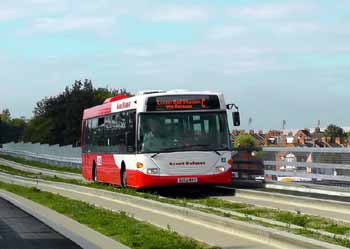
262, 147, 350, 184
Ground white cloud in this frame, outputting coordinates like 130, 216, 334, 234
0, 7, 22, 22
277, 22, 322, 33
32, 16, 115, 33
144, 6, 210, 22
208, 26, 246, 40
227, 3, 316, 19
123, 48, 154, 57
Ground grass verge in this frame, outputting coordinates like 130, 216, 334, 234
0, 154, 81, 174
0, 181, 216, 249
190, 198, 350, 235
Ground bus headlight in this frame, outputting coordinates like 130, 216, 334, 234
147, 168, 159, 175
216, 166, 226, 173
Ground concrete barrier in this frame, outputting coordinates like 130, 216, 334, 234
0, 142, 81, 169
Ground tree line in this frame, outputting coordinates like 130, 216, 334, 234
0, 109, 26, 144
234, 124, 350, 151
1, 79, 132, 146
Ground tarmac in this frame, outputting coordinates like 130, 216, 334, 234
0, 196, 81, 249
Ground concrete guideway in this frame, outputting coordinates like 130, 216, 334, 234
217, 188, 350, 223
0, 190, 130, 249
0, 173, 346, 249
0, 157, 84, 181
2, 157, 350, 233
0, 195, 81, 249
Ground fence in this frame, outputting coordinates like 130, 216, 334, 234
262, 147, 350, 185
0, 142, 81, 168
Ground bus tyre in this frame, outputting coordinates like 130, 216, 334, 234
121, 167, 127, 188
92, 164, 98, 182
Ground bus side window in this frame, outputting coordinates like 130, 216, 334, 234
110, 112, 127, 153
126, 111, 136, 153
104, 115, 112, 152
90, 118, 98, 152
97, 117, 105, 149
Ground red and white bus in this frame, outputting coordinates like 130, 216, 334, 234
81, 90, 240, 188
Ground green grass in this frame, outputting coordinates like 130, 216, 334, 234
0, 181, 216, 249
0, 154, 81, 174
294, 228, 350, 248
0, 162, 349, 247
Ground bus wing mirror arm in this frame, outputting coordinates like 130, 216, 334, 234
227, 103, 240, 127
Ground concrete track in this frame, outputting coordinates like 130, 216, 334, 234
0, 172, 346, 249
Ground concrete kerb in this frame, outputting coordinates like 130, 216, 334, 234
265, 183, 350, 197
0, 190, 131, 249
235, 189, 350, 214
0, 172, 346, 249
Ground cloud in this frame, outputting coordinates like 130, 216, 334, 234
123, 48, 154, 57
0, 9, 18, 21
208, 26, 246, 40
32, 16, 115, 33
227, 3, 316, 19
144, 6, 210, 22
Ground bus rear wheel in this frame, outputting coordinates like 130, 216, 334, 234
92, 164, 98, 182
121, 164, 127, 188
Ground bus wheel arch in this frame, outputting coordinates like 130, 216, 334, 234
120, 161, 127, 188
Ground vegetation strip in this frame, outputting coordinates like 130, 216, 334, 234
187, 202, 350, 240
0, 154, 81, 174
0, 181, 215, 249
0, 162, 349, 247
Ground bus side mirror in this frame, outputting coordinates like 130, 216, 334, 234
233, 112, 240, 126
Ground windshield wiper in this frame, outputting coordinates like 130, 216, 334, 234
213, 150, 221, 156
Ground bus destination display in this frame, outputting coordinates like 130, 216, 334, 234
147, 95, 220, 111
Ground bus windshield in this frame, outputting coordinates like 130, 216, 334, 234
138, 112, 231, 153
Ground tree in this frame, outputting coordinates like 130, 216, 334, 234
234, 134, 257, 151
0, 109, 26, 143
24, 79, 132, 145
344, 131, 350, 139
0, 109, 11, 122
323, 124, 344, 143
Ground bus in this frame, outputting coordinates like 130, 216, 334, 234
81, 90, 240, 189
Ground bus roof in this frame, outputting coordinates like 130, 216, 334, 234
83, 90, 226, 120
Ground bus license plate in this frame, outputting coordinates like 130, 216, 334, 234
177, 177, 198, 183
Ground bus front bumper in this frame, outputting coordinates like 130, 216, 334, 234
126, 169, 232, 189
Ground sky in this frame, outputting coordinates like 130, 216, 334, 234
1, 0, 350, 130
